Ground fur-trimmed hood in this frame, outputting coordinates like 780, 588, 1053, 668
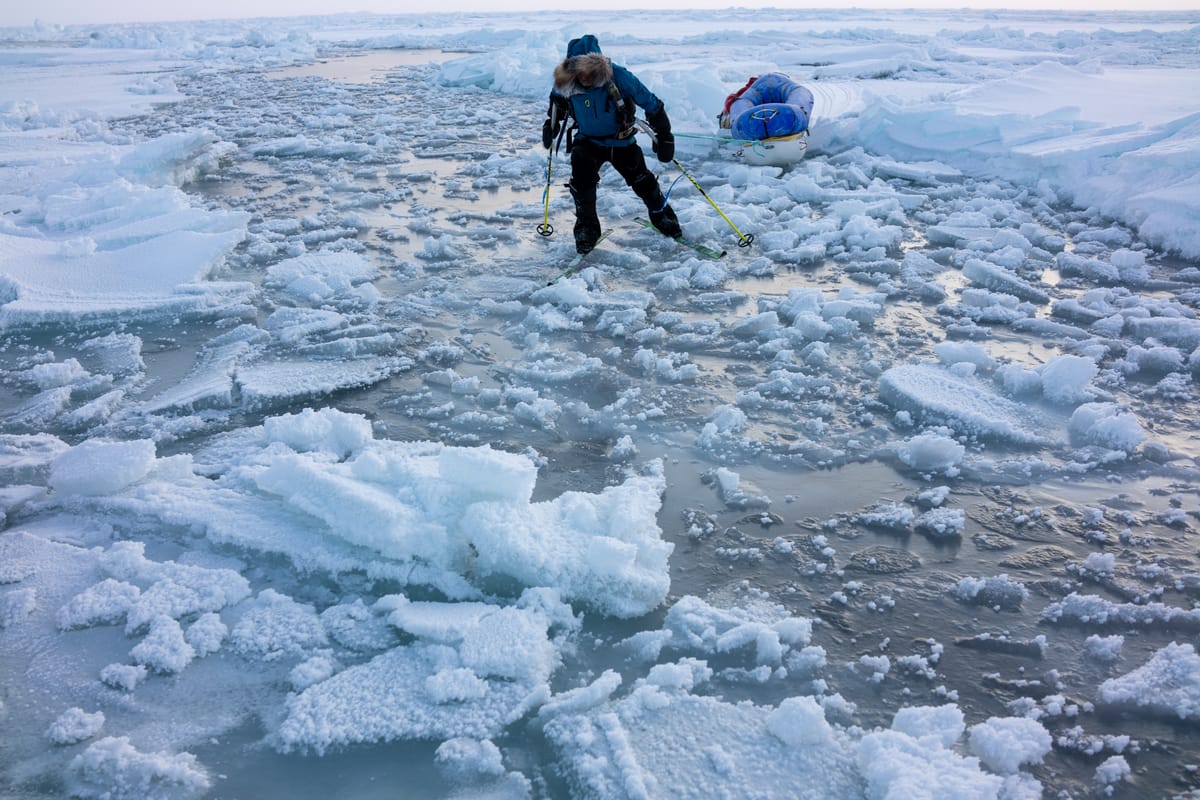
554, 53, 614, 96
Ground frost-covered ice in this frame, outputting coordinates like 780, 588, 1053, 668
46, 707, 105, 746
1098, 642, 1200, 721
67, 736, 210, 800
3, 7, 1200, 800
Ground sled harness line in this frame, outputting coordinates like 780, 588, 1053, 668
671, 131, 773, 157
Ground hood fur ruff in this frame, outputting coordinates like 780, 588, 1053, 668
554, 53, 614, 96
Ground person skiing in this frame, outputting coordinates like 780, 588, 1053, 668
542, 34, 682, 255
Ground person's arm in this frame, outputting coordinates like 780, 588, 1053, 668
645, 103, 673, 162
614, 66, 673, 162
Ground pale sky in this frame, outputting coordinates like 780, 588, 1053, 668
3, 0, 1198, 28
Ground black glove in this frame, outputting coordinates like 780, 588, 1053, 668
543, 93, 568, 149
652, 132, 675, 163
646, 104, 674, 162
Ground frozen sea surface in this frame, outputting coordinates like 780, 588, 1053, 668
2, 8, 1200, 800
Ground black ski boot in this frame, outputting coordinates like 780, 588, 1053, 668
633, 174, 682, 238
648, 204, 682, 239
569, 181, 601, 254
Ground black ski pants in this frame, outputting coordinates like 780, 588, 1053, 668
569, 138, 667, 236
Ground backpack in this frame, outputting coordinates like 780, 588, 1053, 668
567, 80, 636, 145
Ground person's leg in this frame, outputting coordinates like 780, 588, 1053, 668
612, 144, 681, 238
569, 141, 605, 254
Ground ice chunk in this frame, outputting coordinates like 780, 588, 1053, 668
426, 667, 490, 703
538, 670, 623, 721
387, 600, 497, 643
954, 574, 1028, 609
915, 507, 966, 538
1068, 403, 1145, 452
1039, 355, 1099, 405
662, 595, 813, 659
263, 251, 377, 305
130, 615, 195, 674
49, 439, 157, 496
435, 737, 506, 782
962, 257, 1049, 303
545, 689, 863, 799
465, 466, 671, 619
229, 589, 328, 661
290, 654, 338, 691
1098, 642, 1200, 720
66, 736, 209, 800
253, 451, 451, 563
262, 406, 373, 458
897, 432, 965, 472
276, 644, 535, 754
891, 705, 965, 748
967, 716, 1052, 774
457, 605, 560, 683
438, 444, 538, 505
879, 364, 1057, 446
766, 696, 832, 747
99, 664, 148, 692
1084, 634, 1124, 663
1094, 755, 1131, 790
857, 727, 1002, 799
185, 612, 228, 657
46, 707, 105, 746
0, 198, 250, 329
0, 587, 36, 627
933, 341, 996, 370
57, 579, 141, 631
1043, 593, 1200, 630
857, 502, 915, 531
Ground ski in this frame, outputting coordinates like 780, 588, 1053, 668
547, 231, 611, 285
635, 217, 727, 260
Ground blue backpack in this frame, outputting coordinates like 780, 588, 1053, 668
569, 82, 636, 141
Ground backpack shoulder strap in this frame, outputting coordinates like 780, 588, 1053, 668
606, 82, 636, 139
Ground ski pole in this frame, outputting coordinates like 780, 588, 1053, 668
537, 107, 565, 238
672, 158, 754, 248
537, 146, 555, 238
537, 156, 554, 237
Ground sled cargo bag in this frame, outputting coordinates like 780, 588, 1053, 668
728, 73, 814, 141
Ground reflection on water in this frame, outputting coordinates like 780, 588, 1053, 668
267, 48, 454, 83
